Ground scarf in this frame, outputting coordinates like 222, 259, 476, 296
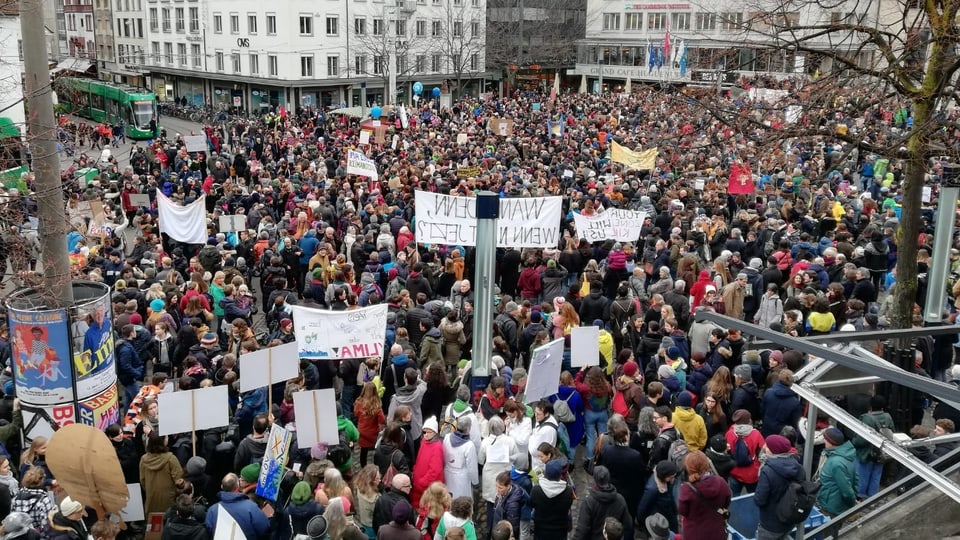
0, 470, 18, 496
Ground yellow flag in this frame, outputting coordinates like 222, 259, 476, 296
611, 141, 658, 170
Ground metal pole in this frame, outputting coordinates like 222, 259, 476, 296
802, 404, 818, 479
20, 0, 74, 306
598, 59, 603, 94
924, 182, 959, 322
472, 192, 499, 378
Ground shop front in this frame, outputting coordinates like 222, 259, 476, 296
250, 87, 285, 112
152, 76, 174, 102
213, 85, 245, 112
177, 78, 205, 107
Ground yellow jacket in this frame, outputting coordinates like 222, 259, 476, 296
672, 406, 708, 451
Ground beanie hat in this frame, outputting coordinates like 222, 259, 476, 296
655, 460, 678, 479
310, 443, 328, 461
185, 456, 207, 476
544, 460, 563, 481
646, 513, 670, 540
657, 364, 676, 379
530, 311, 542, 323
622, 361, 639, 378
666, 346, 680, 360
240, 463, 261, 483
734, 364, 753, 381
547, 259, 557, 268
593, 319, 605, 328
593, 465, 611, 487
823, 427, 845, 446
769, 350, 784, 363
765, 435, 793, 455
149, 298, 165, 312
1, 512, 32, 538
709, 434, 728, 453
660, 337, 675, 350
59, 497, 83, 516
129, 313, 143, 325
732, 409, 752, 424
291, 481, 312, 505
676, 391, 693, 408
391, 500, 412, 524
749, 257, 763, 270
423, 416, 439, 434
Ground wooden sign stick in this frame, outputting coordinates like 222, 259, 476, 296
190, 391, 196, 457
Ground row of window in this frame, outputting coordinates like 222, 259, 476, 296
146, 0, 480, 5
67, 13, 93, 32
209, 13, 479, 38
116, 17, 145, 39
601, 11, 821, 32
148, 6, 200, 33
146, 43, 480, 77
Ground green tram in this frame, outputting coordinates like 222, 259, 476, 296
0, 117, 28, 191
54, 77, 157, 140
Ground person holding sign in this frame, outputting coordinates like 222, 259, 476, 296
205, 473, 270, 540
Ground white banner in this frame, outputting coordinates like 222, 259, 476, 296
572, 209, 646, 243
291, 304, 388, 359
414, 191, 562, 248
347, 150, 378, 180
157, 193, 208, 245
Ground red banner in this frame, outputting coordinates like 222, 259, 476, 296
728, 162, 755, 194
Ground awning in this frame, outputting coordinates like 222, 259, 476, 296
51, 58, 93, 75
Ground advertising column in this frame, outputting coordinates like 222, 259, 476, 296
72, 293, 120, 431
8, 308, 76, 441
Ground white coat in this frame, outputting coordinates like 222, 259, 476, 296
527, 416, 559, 473
478, 434, 522, 503
444, 403, 481, 451
442, 431, 479, 501
506, 415, 533, 470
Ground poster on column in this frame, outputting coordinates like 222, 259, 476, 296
77, 383, 120, 430
71, 294, 117, 399
572, 209, 646, 243
8, 307, 74, 406
291, 304, 388, 360
20, 402, 76, 442
524, 339, 565, 404
413, 191, 562, 248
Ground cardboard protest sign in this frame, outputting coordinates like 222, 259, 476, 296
359, 130, 371, 145
292, 304, 388, 360
214, 506, 248, 540
128, 194, 151, 207
157, 385, 229, 436
119, 484, 145, 521
46, 423, 129, 514
570, 326, 600, 367
239, 342, 300, 392
524, 339, 564, 404
573, 209, 646, 243
292, 388, 340, 449
414, 191, 562, 248
183, 135, 207, 153
256, 424, 293, 501
218, 215, 247, 233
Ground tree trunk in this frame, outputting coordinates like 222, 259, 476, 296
890, 99, 930, 342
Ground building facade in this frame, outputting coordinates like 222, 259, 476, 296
0, 5, 26, 132
130, 0, 487, 112
573, 0, 877, 89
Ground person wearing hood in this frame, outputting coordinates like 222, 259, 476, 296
433, 496, 477, 540
388, 367, 427, 447
357, 272, 383, 307
572, 466, 634, 540
672, 392, 707, 452
479, 417, 523, 530
418, 319, 444, 368
140, 434, 184, 515
235, 386, 267, 438
678, 451, 731, 540
205, 473, 271, 540
529, 459, 573, 540
761, 370, 802, 438
731, 364, 761, 422
689, 270, 714, 314
443, 385, 482, 450
439, 311, 466, 380
725, 409, 765, 495
281, 482, 324, 539
539, 260, 568, 305
754, 435, 806, 539
442, 416, 479, 502
404, 264, 433, 303
43, 497, 88, 540
411, 417, 445, 510
817, 428, 859, 517
161, 494, 209, 540
1, 512, 40, 540
381, 348, 416, 411
578, 285, 610, 326
613, 361, 644, 430
234, 414, 271, 471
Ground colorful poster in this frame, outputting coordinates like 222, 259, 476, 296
9, 308, 74, 406
21, 402, 75, 442
72, 294, 117, 399
78, 384, 120, 430
256, 424, 293, 502
291, 304, 388, 360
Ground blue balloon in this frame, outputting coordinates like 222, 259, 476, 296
413, 82, 424, 95
432, 87, 441, 98
370, 106, 382, 119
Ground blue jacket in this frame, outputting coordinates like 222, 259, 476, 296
550, 386, 584, 451
220, 297, 251, 325
116, 339, 143, 385
205, 492, 270, 540
235, 388, 267, 437
298, 231, 319, 265
755, 455, 805, 533
761, 382, 802, 437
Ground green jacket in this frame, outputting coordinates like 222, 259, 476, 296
0, 410, 22, 449
852, 411, 895, 463
336, 416, 360, 473
817, 441, 859, 515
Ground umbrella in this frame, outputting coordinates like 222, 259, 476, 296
329, 106, 365, 118
625, 77, 632, 94
579, 74, 587, 94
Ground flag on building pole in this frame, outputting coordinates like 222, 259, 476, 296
648, 41, 655, 73
679, 40, 688, 76
663, 21, 671, 66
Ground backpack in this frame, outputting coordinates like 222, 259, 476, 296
775, 479, 822, 524
544, 421, 571, 456
439, 405, 461, 439
553, 393, 576, 423
326, 431, 352, 469
668, 437, 690, 471
865, 411, 896, 463
732, 435, 754, 468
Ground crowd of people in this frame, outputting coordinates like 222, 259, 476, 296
0, 81, 958, 540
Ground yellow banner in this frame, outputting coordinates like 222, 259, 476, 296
611, 141, 658, 170
457, 166, 481, 178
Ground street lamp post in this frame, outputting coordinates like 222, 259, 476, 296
924, 163, 960, 322
598, 58, 604, 95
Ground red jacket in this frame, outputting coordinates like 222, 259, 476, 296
411, 436, 445, 511
725, 426, 765, 484
517, 266, 543, 298
353, 402, 385, 449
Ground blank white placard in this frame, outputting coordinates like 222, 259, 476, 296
524, 339, 565, 404
158, 385, 229, 436
570, 326, 600, 368
239, 342, 301, 393
292, 388, 340, 449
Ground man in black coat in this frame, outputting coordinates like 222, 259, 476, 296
372, 474, 415, 532
404, 293, 433, 352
